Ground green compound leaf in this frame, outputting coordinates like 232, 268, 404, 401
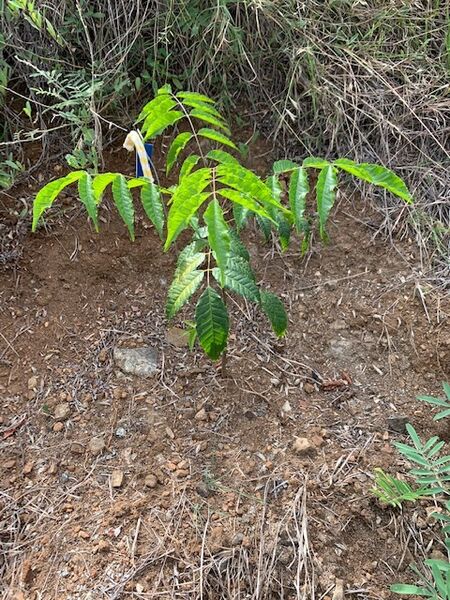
112, 174, 135, 241
176, 91, 216, 104
334, 158, 412, 203
207, 149, 239, 165
166, 268, 205, 319
203, 199, 231, 287
179, 154, 201, 181
166, 132, 193, 175
92, 173, 118, 203
316, 165, 338, 240
302, 157, 330, 169
142, 109, 183, 140
32, 170, 84, 231
189, 109, 231, 135
273, 159, 298, 174
141, 181, 164, 238
78, 172, 99, 231
260, 291, 288, 338
195, 287, 229, 360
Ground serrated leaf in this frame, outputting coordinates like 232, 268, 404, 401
112, 174, 135, 241
195, 287, 229, 360
179, 154, 201, 181
142, 109, 183, 140
198, 128, 237, 150
165, 168, 211, 249
273, 159, 298, 174
78, 172, 98, 231
166, 269, 204, 319
92, 173, 118, 203
229, 228, 250, 261
166, 132, 193, 175
176, 91, 215, 104
233, 203, 249, 231
256, 213, 273, 242
203, 199, 231, 287
289, 167, 309, 234
260, 291, 287, 337
217, 188, 273, 221
276, 214, 292, 251
303, 157, 330, 169
334, 158, 412, 203
207, 149, 239, 165
141, 181, 164, 238
180, 99, 223, 118
316, 165, 338, 240
32, 171, 84, 231
213, 256, 260, 303
137, 94, 176, 123
189, 109, 231, 135
174, 245, 206, 279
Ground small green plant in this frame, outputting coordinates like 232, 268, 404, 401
372, 383, 450, 598
0, 153, 23, 189
32, 86, 412, 364
418, 383, 450, 421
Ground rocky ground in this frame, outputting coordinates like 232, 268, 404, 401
0, 143, 449, 599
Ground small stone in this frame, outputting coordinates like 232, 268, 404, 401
195, 408, 208, 421
166, 326, 189, 348
135, 583, 145, 593
144, 474, 158, 488
27, 375, 38, 390
89, 437, 106, 455
332, 578, 344, 600
70, 443, 84, 455
231, 532, 244, 546
293, 437, 313, 455
98, 348, 108, 363
115, 427, 126, 438
111, 469, 124, 488
303, 382, 315, 394
78, 530, 90, 539
54, 402, 71, 421
53, 422, 64, 432
387, 415, 409, 433
196, 483, 212, 498
282, 400, 292, 413
23, 461, 34, 475
113, 346, 158, 377
4, 459, 16, 469
175, 468, 189, 478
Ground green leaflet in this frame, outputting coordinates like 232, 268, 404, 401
256, 213, 273, 242
166, 268, 205, 319
206, 149, 239, 165
198, 128, 237, 150
216, 163, 288, 216
233, 203, 249, 231
141, 181, 164, 239
93, 173, 118, 203
179, 154, 201, 181
289, 167, 309, 234
334, 158, 412, 203
195, 287, 229, 360
212, 256, 260, 303
302, 157, 330, 169
203, 199, 231, 287
174, 243, 206, 278
176, 91, 215, 104
112, 174, 135, 241
137, 94, 176, 123
32, 170, 84, 231
390, 584, 434, 596
181, 99, 224, 119
316, 165, 338, 240
78, 172, 98, 231
229, 228, 250, 261
165, 168, 212, 249
260, 291, 287, 338
217, 188, 273, 221
272, 159, 298, 174
189, 109, 231, 135
276, 214, 292, 251
166, 132, 193, 175
142, 109, 183, 140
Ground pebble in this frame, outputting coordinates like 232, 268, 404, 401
115, 427, 126, 438
332, 578, 345, 600
231, 532, 244, 546
54, 402, 71, 421
113, 346, 159, 377
27, 375, 38, 390
89, 437, 106, 455
166, 326, 189, 348
4, 459, 16, 469
196, 482, 212, 498
23, 461, 34, 475
282, 400, 292, 413
111, 469, 124, 488
144, 474, 158, 488
293, 437, 313, 455
70, 443, 84, 455
195, 408, 208, 421
387, 415, 409, 433
303, 382, 315, 394
53, 422, 64, 432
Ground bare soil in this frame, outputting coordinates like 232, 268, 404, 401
0, 142, 449, 600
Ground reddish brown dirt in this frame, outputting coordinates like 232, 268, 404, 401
0, 142, 449, 600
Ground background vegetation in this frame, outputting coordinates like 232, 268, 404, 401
1, 0, 449, 281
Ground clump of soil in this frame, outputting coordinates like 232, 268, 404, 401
0, 143, 448, 599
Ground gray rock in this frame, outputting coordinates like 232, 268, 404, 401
54, 402, 71, 420
89, 437, 105, 455
388, 415, 409, 433
115, 427, 126, 438
113, 346, 158, 377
